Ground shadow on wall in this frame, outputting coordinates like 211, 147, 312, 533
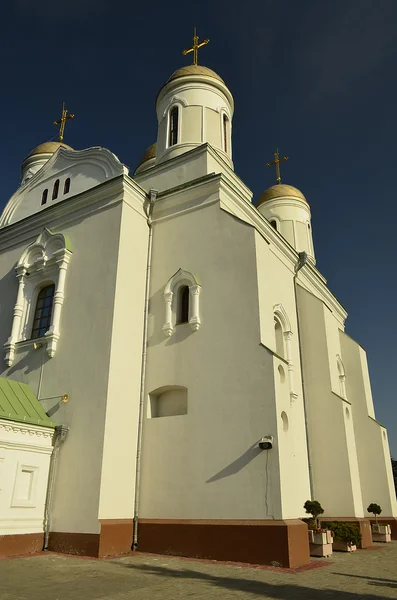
120, 563, 394, 598
206, 441, 263, 483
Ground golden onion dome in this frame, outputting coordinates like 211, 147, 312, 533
28, 141, 73, 157
167, 65, 225, 85
257, 184, 308, 207
137, 142, 156, 168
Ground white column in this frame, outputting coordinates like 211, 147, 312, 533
162, 291, 174, 337
46, 251, 71, 358
4, 268, 26, 366
189, 285, 201, 332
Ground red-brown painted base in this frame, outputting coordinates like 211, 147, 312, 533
320, 517, 372, 548
137, 519, 310, 569
0, 533, 43, 558
47, 519, 134, 558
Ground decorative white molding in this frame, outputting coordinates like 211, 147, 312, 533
163, 269, 201, 337
4, 229, 72, 365
274, 304, 297, 404
1, 146, 129, 228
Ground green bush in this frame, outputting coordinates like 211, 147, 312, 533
325, 522, 362, 546
303, 500, 324, 529
367, 503, 382, 522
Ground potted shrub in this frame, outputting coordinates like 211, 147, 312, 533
303, 500, 333, 557
325, 522, 361, 552
367, 503, 391, 542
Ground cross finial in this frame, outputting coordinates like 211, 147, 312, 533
266, 148, 289, 184
53, 102, 75, 142
182, 27, 209, 66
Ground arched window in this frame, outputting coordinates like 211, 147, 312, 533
52, 179, 60, 200
31, 284, 55, 339
177, 286, 189, 324
163, 268, 201, 337
223, 114, 229, 153
169, 106, 179, 147
41, 189, 48, 206
270, 220, 278, 230
64, 178, 71, 194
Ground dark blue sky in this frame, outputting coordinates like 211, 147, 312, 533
1, 1, 396, 455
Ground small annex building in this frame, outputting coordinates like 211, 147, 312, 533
0, 378, 57, 557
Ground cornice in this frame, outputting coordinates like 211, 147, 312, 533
0, 418, 55, 440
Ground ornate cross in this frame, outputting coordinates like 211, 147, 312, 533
53, 102, 75, 142
182, 27, 209, 66
266, 149, 289, 184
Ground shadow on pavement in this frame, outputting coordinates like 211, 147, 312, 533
332, 572, 397, 589
122, 562, 389, 599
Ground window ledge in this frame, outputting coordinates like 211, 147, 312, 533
5, 331, 59, 365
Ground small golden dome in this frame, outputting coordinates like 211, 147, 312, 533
137, 142, 156, 168
258, 184, 308, 207
28, 141, 73, 157
167, 65, 225, 85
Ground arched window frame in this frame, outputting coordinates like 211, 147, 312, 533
268, 216, 281, 231
52, 179, 60, 200
41, 189, 48, 206
167, 104, 181, 148
219, 108, 232, 156
64, 178, 71, 195
336, 354, 347, 399
162, 269, 201, 337
273, 304, 298, 403
4, 229, 72, 366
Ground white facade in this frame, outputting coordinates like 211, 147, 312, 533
0, 62, 395, 562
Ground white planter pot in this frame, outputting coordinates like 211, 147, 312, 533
309, 542, 333, 558
372, 532, 391, 543
372, 524, 391, 535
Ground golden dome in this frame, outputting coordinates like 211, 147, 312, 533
137, 142, 156, 168
28, 141, 73, 157
258, 184, 308, 207
167, 65, 225, 85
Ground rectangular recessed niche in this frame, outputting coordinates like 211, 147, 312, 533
148, 386, 188, 418
12, 465, 37, 507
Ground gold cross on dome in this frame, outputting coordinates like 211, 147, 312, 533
53, 102, 75, 142
182, 27, 209, 66
266, 148, 289, 184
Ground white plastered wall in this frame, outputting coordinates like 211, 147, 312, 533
0, 200, 124, 534
254, 232, 311, 518
296, 285, 364, 517
340, 331, 397, 517
0, 420, 53, 535
139, 191, 282, 520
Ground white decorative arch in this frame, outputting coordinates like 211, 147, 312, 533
336, 354, 347, 399
4, 228, 72, 365
161, 96, 189, 119
163, 269, 201, 337
273, 304, 297, 403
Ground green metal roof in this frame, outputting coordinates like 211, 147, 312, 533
0, 378, 56, 428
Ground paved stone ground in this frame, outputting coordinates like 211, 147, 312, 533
1, 543, 397, 600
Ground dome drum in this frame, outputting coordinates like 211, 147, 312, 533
155, 64, 234, 169
257, 184, 315, 263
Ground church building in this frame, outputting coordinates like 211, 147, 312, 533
0, 34, 396, 567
